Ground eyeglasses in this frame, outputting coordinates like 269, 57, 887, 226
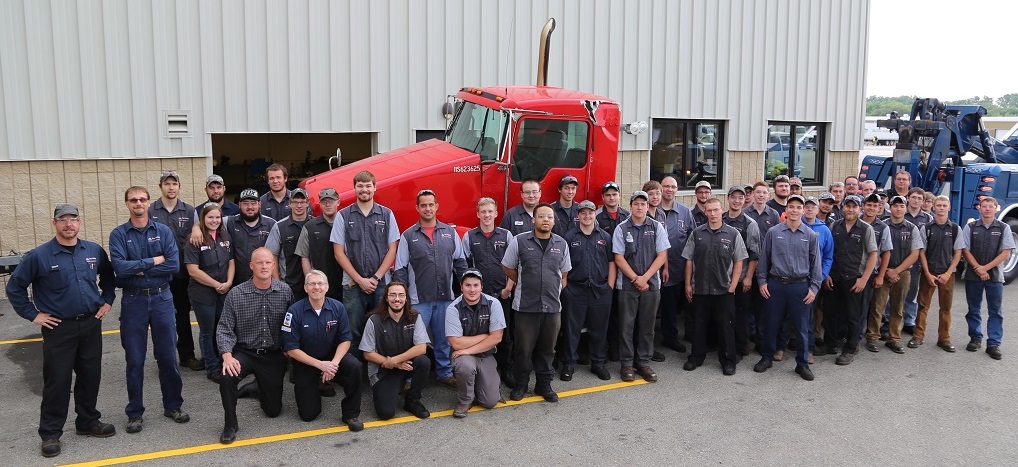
522, 190, 541, 196
127, 198, 149, 203
55, 217, 81, 224
387, 293, 407, 299
306, 281, 327, 287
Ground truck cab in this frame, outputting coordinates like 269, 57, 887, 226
299, 86, 620, 234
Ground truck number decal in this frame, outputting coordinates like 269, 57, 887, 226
453, 165, 481, 173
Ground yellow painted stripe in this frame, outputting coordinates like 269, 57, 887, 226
58, 379, 650, 467
0, 322, 199, 346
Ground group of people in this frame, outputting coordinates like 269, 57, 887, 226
6, 165, 1013, 458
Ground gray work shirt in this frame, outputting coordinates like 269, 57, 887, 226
595, 206, 630, 236
499, 204, 535, 237
956, 219, 1016, 283
393, 221, 468, 304
445, 293, 508, 337
359, 313, 430, 386
612, 216, 670, 292
149, 198, 195, 278
722, 211, 761, 280
681, 223, 748, 295
330, 203, 400, 286
746, 204, 782, 235
551, 200, 579, 238
757, 222, 823, 294
462, 227, 514, 296
260, 191, 292, 222
654, 203, 696, 287
923, 220, 960, 275
885, 219, 924, 269
265, 216, 310, 287
501, 232, 571, 313
225, 214, 277, 285
830, 219, 877, 280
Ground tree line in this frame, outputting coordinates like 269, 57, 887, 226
867, 94, 1018, 117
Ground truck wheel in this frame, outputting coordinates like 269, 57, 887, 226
1003, 218, 1018, 285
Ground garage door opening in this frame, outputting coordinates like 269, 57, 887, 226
210, 132, 375, 196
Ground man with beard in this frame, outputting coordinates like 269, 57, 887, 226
265, 188, 312, 300
219, 189, 276, 285
502, 203, 571, 402
196, 174, 239, 217
690, 181, 712, 226
260, 163, 292, 221
296, 188, 344, 300
148, 170, 203, 372
767, 175, 791, 216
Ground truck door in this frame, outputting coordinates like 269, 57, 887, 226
503, 117, 590, 208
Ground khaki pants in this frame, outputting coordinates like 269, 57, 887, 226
915, 273, 954, 342
867, 270, 911, 344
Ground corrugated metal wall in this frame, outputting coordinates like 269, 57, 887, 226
0, 0, 868, 160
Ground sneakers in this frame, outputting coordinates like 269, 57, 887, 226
437, 376, 458, 388
40, 439, 61, 458
180, 357, 204, 371
636, 366, 658, 382
795, 365, 815, 381
907, 337, 923, 348
534, 384, 558, 403
590, 365, 611, 381
937, 341, 957, 352
966, 338, 982, 352
220, 426, 237, 444
651, 351, 666, 362
835, 351, 855, 366
509, 387, 527, 401
452, 402, 471, 418
163, 409, 190, 424
753, 358, 772, 373
986, 346, 1003, 360
125, 417, 143, 434
75, 421, 116, 438
404, 400, 431, 419
865, 340, 880, 353
620, 366, 636, 382
559, 366, 575, 382
885, 341, 905, 354
343, 417, 364, 432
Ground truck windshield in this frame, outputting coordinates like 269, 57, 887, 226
447, 101, 505, 162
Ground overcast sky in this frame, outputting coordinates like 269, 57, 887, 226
867, 0, 1016, 100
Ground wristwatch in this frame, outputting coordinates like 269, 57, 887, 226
371, 274, 380, 281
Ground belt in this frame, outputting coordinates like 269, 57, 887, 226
241, 346, 280, 355
123, 284, 170, 295
769, 276, 807, 285
72, 312, 97, 321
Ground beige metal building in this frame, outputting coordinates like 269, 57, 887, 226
0, 0, 869, 263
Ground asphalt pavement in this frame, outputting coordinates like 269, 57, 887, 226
2, 281, 1017, 466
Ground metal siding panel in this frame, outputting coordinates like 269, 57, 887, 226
127, 0, 159, 157
348, 0, 370, 132
387, 0, 409, 148
199, 0, 226, 133
370, 1, 390, 149
288, 0, 311, 131
51, 1, 87, 159
266, 0, 289, 131
244, 0, 269, 131
329, 0, 352, 131
25, 0, 60, 158
176, 0, 203, 156
103, 0, 136, 157
221, 0, 248, 132
308, 0, 330, 131
714, 0, 730, 117
151, 0, 179, 156
78, 1, 111, 159
1, 0, 32, 159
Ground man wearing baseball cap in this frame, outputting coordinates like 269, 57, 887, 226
551, 174, 580, 237
265, 188, 313, 300
196, 174, 240, 217
446, 269, 507, 417
722, 185, 761, 357
222, 188, 277, 285
691, 181, 712, 226
295, 188, 343, 300
595, 181, 630, 362
825, 195, 878, 364
866, 195, 923, 354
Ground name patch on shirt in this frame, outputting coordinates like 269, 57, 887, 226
514, 221, 524, 226
148, 236, 161, 243
281, 312, 293, 333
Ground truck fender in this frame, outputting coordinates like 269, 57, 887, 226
997, 204, 1018, 284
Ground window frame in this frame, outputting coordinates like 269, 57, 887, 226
765, 121, 827, 187
649, 119, 725, 190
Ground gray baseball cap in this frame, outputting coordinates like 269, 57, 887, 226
460, 268, 483, 284
889, 195, 907, 205
160, 170, 179, 184
54, 203, 80, 218
238, 188, 259, 201
577, 200, 596, 211
318, 187, 339, 201
206, 174, 225, 187
818, 192, 836, 202
291, 187, 308, 199
787, 194, 806, 205
727, 185, 746, 196
804, 196, 818, 205
843, 195, 862, 206
695, 180, 712, 190
559, 174, 579, 188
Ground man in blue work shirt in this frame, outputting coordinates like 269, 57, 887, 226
109, 186, 190, 434
613, 191, 670, 383
502, 203, 572, 402
561, 200, 616, 381
746, 180, 782, 348
8, 203, 117, 458
148, 170, 203, 372
754, 194, 822, 381
283, 270, 364, 429
331, 170, 400, 347
957, 196, 1016, 359
780, 196, 832, 362
393, 189, 468, 387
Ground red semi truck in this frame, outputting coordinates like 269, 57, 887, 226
299, 20, 623, 233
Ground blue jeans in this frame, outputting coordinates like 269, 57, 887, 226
903, 264, 921, 326
965, 280, 1004, 347
119, 289, 184, 418
343, 284, 384, 343
760, 281, 812, 367
417, 300, 453, 379
191, 296, 225, 374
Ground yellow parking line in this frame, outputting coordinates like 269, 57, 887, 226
58, 379, 649, 467
0, 322, 199, 346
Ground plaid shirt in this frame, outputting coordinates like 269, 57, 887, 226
217, 278, 294, 354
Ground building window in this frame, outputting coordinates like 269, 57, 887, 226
650, 120, 723, 189
765, 122, 825, 185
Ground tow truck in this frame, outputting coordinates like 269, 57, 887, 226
299, 19, 621, 235
858, 97, 1018, 283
